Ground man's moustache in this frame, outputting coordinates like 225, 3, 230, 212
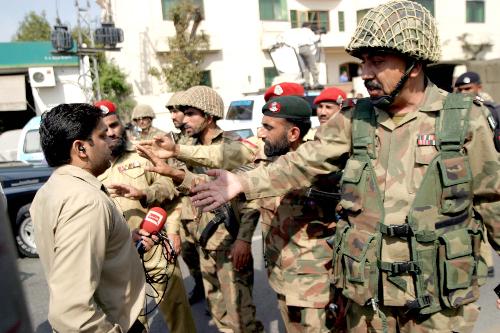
364, 80, 383, 90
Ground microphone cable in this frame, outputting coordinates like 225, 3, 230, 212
139, 231, 178, 316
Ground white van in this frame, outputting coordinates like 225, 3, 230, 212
218, 92, 321, 138
16, 116, 45, 164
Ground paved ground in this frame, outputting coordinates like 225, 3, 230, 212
18, 233, 500, 333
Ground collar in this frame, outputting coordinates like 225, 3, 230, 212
205, 127, 224, 145
55, 164, 104, 191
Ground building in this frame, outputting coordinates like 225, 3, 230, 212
105, 0, 500, 116
0, 41, 88, 132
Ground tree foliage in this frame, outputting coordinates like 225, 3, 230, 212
150, 1, 209, 91
13, 11, 51, 41
98, 58, 136, 121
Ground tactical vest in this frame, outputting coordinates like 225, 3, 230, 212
332, 95, 487, 316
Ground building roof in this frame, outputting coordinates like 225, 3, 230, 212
0, 41, 79, 69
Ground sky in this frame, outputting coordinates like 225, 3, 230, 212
0, 0, 101, 42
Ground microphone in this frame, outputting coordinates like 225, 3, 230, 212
136, 207, 167, 254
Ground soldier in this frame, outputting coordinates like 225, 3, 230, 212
95, 101, 196, 332
304, 86, 347, 141
165, 91, 206, 304
139, 86, 263, 332
131, 104, 166, 141
249, 96, 336, 332
454, 71, 500, 153
191, 1, 500, 332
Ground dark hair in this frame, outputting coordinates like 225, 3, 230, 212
40, 103, 103, 167
286, 118, 312, 140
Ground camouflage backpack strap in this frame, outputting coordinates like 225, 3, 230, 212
351, 98, 377, 160
407, 92, 474, 315
436, 93, 472, 157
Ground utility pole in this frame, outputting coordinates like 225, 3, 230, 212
75, 0, 101, 101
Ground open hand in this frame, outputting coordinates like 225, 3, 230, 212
108, 183, 144, 200
137, 134, 176, 159
190, 169, 243, 212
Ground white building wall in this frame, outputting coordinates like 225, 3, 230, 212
105, 0, 500, 107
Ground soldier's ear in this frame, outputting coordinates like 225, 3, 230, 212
288, 126, 301, 143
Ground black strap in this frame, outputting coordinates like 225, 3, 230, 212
379, 224, 413, 237
198, 214, 224, 248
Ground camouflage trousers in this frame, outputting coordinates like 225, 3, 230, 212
180, 221, 203, 285
138, 243, 196, 333
347, 301, 480, 333
277, 294, 334, 333
200, 248, 264, 333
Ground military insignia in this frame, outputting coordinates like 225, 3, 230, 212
462, 76, 471, 84
269, 101, 281, 113
118, 161, 142, 173
274, 84, 284, 96
417, 134, 436, 146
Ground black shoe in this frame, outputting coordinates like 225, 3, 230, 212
488, 266, 495, 277
188, 284, 205, 304
312, 83, 324, 90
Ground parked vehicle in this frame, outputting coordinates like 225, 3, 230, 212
0, 161, 52, 257
218, 91, 321, 138
17, 116, 45, 164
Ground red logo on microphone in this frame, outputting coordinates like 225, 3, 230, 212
145, 210, 163, 226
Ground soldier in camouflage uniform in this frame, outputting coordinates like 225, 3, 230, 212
245, 96, 336, 332
96, 102, 196, 333
131, 104, 166, 141
166, 91, 207, 303
139, 86, 263, 332
191, 1, 500, 332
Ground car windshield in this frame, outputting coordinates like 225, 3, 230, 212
226, 100, 254, 120
24, 130, 42, 154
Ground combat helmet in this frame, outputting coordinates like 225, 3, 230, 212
177, 86, 224, 119
166, 91, 183, 110
132, 104, 156, 120
346, 0, 441, 63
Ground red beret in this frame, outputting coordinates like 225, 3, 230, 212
313, 87, 347, 105
264, 82, 305, 102
94, 100, 116, 114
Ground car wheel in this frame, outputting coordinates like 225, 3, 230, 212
15, 204, 38, 258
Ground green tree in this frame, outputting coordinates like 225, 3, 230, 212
98, 58, 136, 121
13, 11, 51, 41
150, 1, 209, 91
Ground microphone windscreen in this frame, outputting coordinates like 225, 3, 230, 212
140, 207, 167, 234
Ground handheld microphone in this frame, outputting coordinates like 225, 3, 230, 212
136, 207, 167, 254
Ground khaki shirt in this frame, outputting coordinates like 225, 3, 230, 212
31, 165, 145, 332
237, 82, 500, 306
99, 148, 180, 234
138, 126, 166, 141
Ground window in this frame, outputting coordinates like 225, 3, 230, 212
161, 0, 204, 21
259, 0, 288, 21
264, 67, 278, 88
200, 70, 212, 87
338, 11, 345, 32
290, 10, 329, 32
411, 0, 434, 16
226, 100, 254, 120
356, 9, 371, 24
466, 0, 485, 23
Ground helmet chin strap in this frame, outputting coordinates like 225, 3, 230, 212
370, 61, 416, 109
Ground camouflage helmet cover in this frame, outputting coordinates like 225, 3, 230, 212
177, 86, 224, 118
166, 91, 183, 109
346, 0, 441, 63
132, 104, 156, 119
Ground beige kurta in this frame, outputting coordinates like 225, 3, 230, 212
31, 165, 145, 332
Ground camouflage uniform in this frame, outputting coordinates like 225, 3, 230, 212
243, 147, 336, 333
237, 79, 500, 332
131, 104, 166, 141
175, 128, 263, 333
230, 2, 500, 329
99, 146, 196, 333
173, 86, 262, 332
